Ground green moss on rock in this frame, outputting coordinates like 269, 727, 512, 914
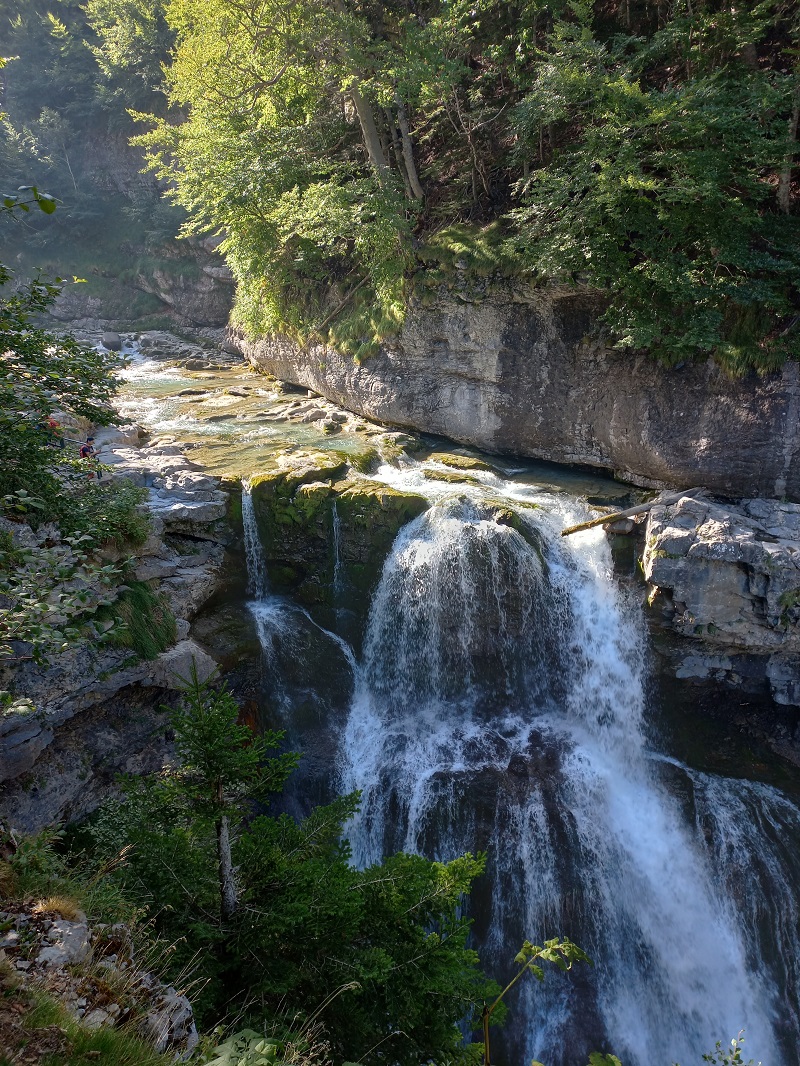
423, 469, 481, 487
426, 452, 498, 473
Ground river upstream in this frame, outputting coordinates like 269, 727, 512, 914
117, 345, 800, 1066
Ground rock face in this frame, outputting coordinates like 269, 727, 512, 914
0, 901, 198, 1058
240, 285, 800, 500
249, 450, 428, 641
642, 494, 800, 704
0, 433, 228, 831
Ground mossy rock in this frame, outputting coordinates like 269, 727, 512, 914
426, 452, 498, 473
486, 503, 548, 568
250, 450, 348, 493
251, 470, 428, 646
423, 469, 481, 487
332, 447, 380, 474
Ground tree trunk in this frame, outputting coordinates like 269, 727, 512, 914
217, 814, 238, 921
329, 0, 391, 179
394, 95, 424, 200
560, 488, 705, 537
349, 84, 391, 177
384, 108, 414, 199
778, 80, 800, 215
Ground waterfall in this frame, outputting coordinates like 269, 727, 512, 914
332, 499, 344, 602
338, 493, 794, 1066
242, 479, 269, 600
241, 480, 358, 723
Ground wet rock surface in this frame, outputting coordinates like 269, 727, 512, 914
249, 452, 428, 643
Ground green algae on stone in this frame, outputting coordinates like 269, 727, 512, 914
426, 452, 498, 473
423, 469, 481, 487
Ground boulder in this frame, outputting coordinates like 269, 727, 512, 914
36, 919, 91, 968
143, 639, 217, 689
100, 331, 122, 351
643, 495, 800, 690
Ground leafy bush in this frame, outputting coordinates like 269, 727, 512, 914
83, 676, 500, 1064
59, 478, 150, 548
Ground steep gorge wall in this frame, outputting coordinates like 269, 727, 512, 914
241, 285, 800, 501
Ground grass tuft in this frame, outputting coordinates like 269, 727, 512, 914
31, 896, 84, 922
107, 581, 177, 661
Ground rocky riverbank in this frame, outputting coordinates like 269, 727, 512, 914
237, 283, 800, 501
0, 428, 230, 833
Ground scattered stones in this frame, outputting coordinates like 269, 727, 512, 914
317, 418, 342, 434
0, 902, 198, 1058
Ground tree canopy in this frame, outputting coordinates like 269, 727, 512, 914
122, 0, 800, 369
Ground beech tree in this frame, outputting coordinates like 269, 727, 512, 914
85, 0, 800, 368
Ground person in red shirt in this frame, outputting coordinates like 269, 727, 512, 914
79, 436, 102, 479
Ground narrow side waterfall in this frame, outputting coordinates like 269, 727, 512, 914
332, 500, 344, 602
337, 494, 794, 1066
241, 480, 358, 728
242, 479, 269, 600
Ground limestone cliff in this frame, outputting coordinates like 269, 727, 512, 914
0, 431, 228, 832
240, 284, 800, 501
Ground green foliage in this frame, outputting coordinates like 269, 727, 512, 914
127, 0, 799, 367
0, 243, 151, 666
699, 1031, 759, 1066
206, 1030, 282, 1066
509, 8, 800, 371
2, 824, 139, 926
586, 1055, 623, 1066
0, 535, 123, 664
0, 265, 119, 501
1, 183, 57, 214
83, 675, 498, 1063
513, 936, 592, 981
59, 478, 150, 547
84, 0, 174, 108
167, 667, 298, 823
105, 580, 176, 660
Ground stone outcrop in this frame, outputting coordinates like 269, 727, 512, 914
642, 494, 800, 705
0, 901, 198, 1057
239, 284, 800, 500
0, 432, 229, 831
249, 451, 428, 626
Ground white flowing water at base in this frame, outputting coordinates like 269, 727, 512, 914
336, 489, 791, 1066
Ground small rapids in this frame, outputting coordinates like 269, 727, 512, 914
243, 471, 800, 1066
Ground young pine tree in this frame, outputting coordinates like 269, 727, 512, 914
167, 665, 298, 921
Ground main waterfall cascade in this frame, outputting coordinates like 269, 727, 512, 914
242, 467, 800, 1066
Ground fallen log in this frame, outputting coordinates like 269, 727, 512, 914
560, 487, 705, 537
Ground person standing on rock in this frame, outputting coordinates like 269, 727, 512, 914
79, 435, 102, 480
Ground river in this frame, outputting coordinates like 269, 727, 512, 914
118, 345, 800, 1066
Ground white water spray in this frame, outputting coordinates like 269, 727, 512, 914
338, 486, 789, 1066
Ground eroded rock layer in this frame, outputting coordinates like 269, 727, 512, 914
240, 286, 800, 500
